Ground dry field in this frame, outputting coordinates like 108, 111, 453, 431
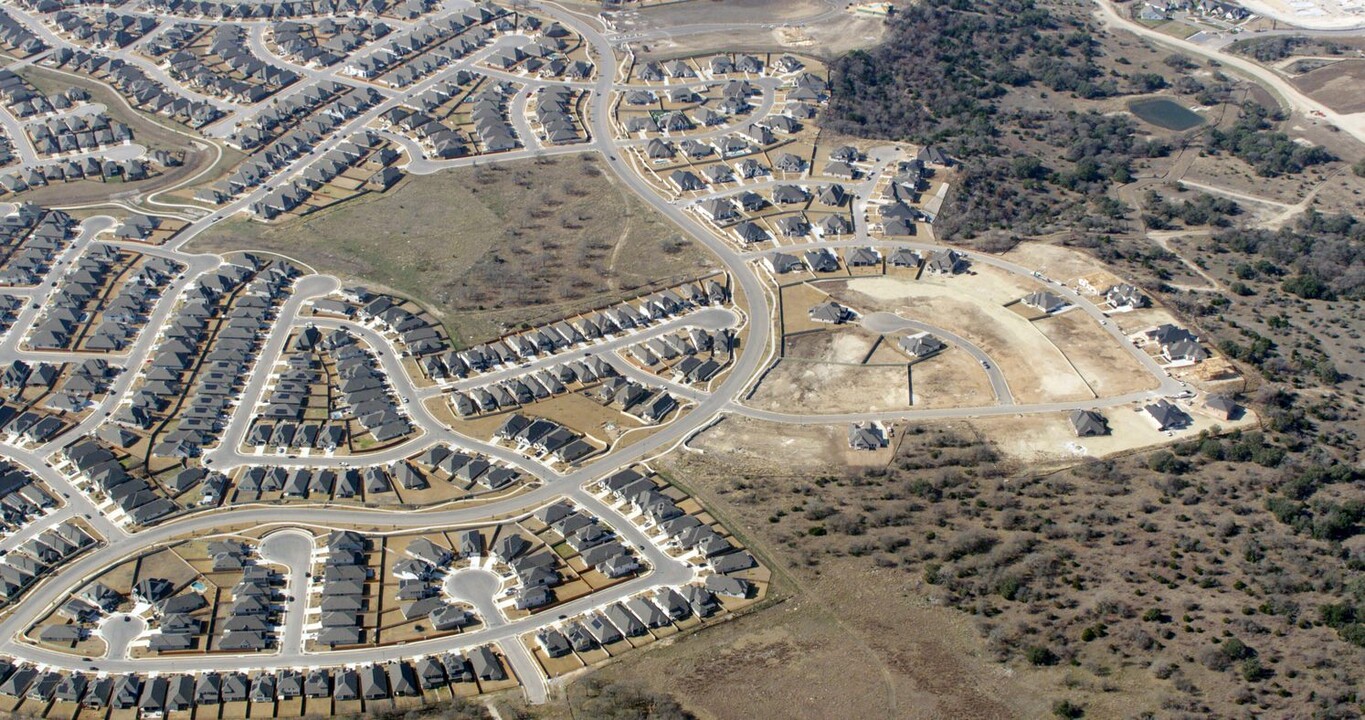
1177, 145, 1344, 207
551, 419, 1062, 720
565, 411, 1365, 720
970, 400, 1258, 467
687, 414, 856, 474
749, 359, 911, 414
189, 154, 717, 346
830, 273, 1096, 403
1290, 59, 1365, 114
629, 2, 889, 61
1033, 310, 1158, 396
909, 346, 998, 408
753, 332, 996, 413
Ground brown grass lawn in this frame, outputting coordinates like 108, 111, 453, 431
189, 153, 716, 346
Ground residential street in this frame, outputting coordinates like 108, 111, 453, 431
0, 0, 1211, 706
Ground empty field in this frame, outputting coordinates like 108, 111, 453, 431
1290, 59, 1365, 114
189, 153, 716, 346
830, 273, 1096, 403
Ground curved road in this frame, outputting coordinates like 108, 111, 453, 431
860, 311, 1014, 405
0, 0, 1202, 706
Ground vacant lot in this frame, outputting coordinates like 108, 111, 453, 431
1291, 59, 1365, 114
831, 274, 1096, 403
1034, 310, 1158, 396
750, 359, 910, 414
552, 419, 1059, 720
190, 154, 716, 346
753, 336, 995, 413
633, 2, 887, 60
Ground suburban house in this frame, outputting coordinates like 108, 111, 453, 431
1201, 394, 1241, 421
808, 301, 854, 325
925, 248, 966, 275
848, 423, 886, 450
766, 252, 804, 275
1144, 399, 1190, 431
1068, 409, 1108, 437
899, 333, 945, 358
1105, 283, 1148, 311
1022, 290, 1068, 314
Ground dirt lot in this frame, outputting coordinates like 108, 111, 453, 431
971, 399, 1258, 467
687, 414, 857, 473
630, 1, 889, 61
1290, 59, 1365, 114
830, 274, 1096, 403
910, 347, 998, 408
189, 154, 716, 346
1034, 310, 1158, 396
754, 329, 997, 412
749, 358, 910, 414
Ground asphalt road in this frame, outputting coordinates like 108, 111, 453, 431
0, 0, 1199, 704
1090, 0, 1365, 145
860, 311, 1014, 405
257, 528, 316, 657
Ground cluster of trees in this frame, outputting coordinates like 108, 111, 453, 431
824, 0, 1186, 241
574, 679, 695, 720
1319, 603, 1365, 649
1212, 211, 1364, 300
1229, 35, 1307, 62
1260, 452, 1363, 544
934, 110, 1168, 239
1043, 112, 1169, 188
1265, 493, 1364, 542
1230, 35, 1347, 62
1206, 104, 1335, 177
1140, 189, 1240, 229
362, 698, 491, 720
825, 0, 1104, 149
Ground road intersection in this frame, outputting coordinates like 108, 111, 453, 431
0, 0, 1203, 706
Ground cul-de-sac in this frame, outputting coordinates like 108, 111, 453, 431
0, 0, 1357, 717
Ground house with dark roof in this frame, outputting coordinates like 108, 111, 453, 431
1022, 290, 1068, 314
899, 333, 946, 358
1144, 399, 1190, 431
848, 423, 886, 450
1069, 410, 1109, 437
1201, 394, 1241, 421
808, 301, 853, 325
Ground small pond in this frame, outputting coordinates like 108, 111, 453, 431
1128, 98, 1205, 131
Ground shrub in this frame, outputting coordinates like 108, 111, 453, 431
1026, 645, 1060, 666
1053, 699, 1085, 718
1240, 657, 1267, 682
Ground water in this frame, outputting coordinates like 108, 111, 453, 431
1128, 98, 1205, 131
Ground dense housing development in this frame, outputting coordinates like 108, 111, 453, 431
0, 0, 1313, 715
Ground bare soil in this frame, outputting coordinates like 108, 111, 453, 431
829, 273, 1096, 403
1291, 59, 1365, 114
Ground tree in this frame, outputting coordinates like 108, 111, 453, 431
1053, 700, 1085, 719
577, 679, 696, 720
1026, 645, 1059, 665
